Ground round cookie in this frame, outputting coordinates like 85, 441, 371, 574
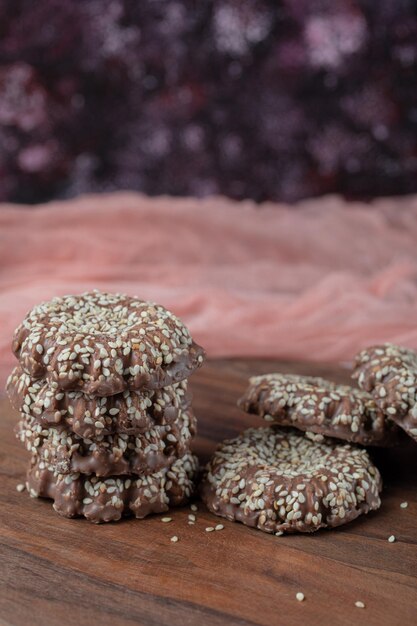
238, 373, 399, 446
200, 427, 381, 534
353, 343, 417, 442
7, 365, 189, 439
17, 409, 196, 477
12, 290, 205, 395
26, 452, 198, 523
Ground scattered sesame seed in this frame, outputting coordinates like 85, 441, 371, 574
170, 536, 179, 543
400, 502, 408, 509
296, 592, 305, 602
215, 524, 224, 531
388, 535, 396, 543
205, 527, 215, 532
188, 514, 196, 522
16, 483, 25, 492
190, 504, 198, 512
161, 517, 172, 523
355, 601, 365, 609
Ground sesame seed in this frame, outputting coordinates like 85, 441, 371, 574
400, 502, 408, 509
205, 527, 215, 532
388, 535, 396, 543
296, 592, 305, 602
190, 504, 198, 512
188, 514, 196, 522
14, 291, 202, 395
161, 517, 172, 523
16, 483, 25, 492
215, 524, 224, 531
200, 425, 381, 534
239, 372, 390, 447
355, 601, 365, 609
170, 536, 179, 543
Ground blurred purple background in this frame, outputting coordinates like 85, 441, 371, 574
0, 0, 416, 204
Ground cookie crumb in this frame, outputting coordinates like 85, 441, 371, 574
170, 535, 179, 543
355, 601, 365, 609
296, 592, 305, 602
161, 517, 172, 523
400, 502, 408, 509
16, 483, 25, 492
388, 535, 396, 543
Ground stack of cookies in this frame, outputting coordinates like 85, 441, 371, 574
201, 357, 405, 535
7, 290, 205, 523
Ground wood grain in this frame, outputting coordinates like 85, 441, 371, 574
0, 359, 416, 626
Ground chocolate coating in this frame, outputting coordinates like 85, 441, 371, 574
200, 427, 382, 534
353, 343, 417, 442
239, 373, 399, 446
12, 290, 205, 395
17, 408, 196, 477
26, 452, 198, 523
7, 365, 190, 439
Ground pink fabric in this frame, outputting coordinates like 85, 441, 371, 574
1, 192, 417, 389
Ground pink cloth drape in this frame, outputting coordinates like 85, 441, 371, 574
1, 192, 417, 389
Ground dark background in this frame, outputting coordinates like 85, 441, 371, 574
0, 0, 416, 204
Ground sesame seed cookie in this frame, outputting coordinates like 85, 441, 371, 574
238, 374, 399, 446
12, 290, 205, 395
17, 409, 196, 477
353, 344, 417, 442
7, 366, 190, 439
200, 427, 381, 534
26, 452, 198, 523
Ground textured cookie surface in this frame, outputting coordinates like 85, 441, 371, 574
200, 427, 381, 534
238, 373, 398, 446
353, 344, 417, 442
7, 365, 189, 439
26, 452, 198, 523
17, 407, 196, 477
12, 290, 205, 395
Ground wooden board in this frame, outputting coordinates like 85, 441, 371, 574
0, 359, 416, 626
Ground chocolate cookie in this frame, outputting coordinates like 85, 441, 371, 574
7, 365, 189, 439
17, 409, 196, 477
26, 452, 198, 523
200, 427, 381, 534
353, 344, 417, 442
238, 374, 398, 446
12, 290, 205, 395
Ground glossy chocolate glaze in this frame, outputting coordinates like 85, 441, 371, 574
353, 344, 417, 442
27, 452, 198, 523
12, 291, 205, 395
200, 427, 382, 535
17, 408, 196, 478
239, 373, 399, 447
7, 365, 191, 439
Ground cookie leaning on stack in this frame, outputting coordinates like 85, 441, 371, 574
7, 290, 205, 523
